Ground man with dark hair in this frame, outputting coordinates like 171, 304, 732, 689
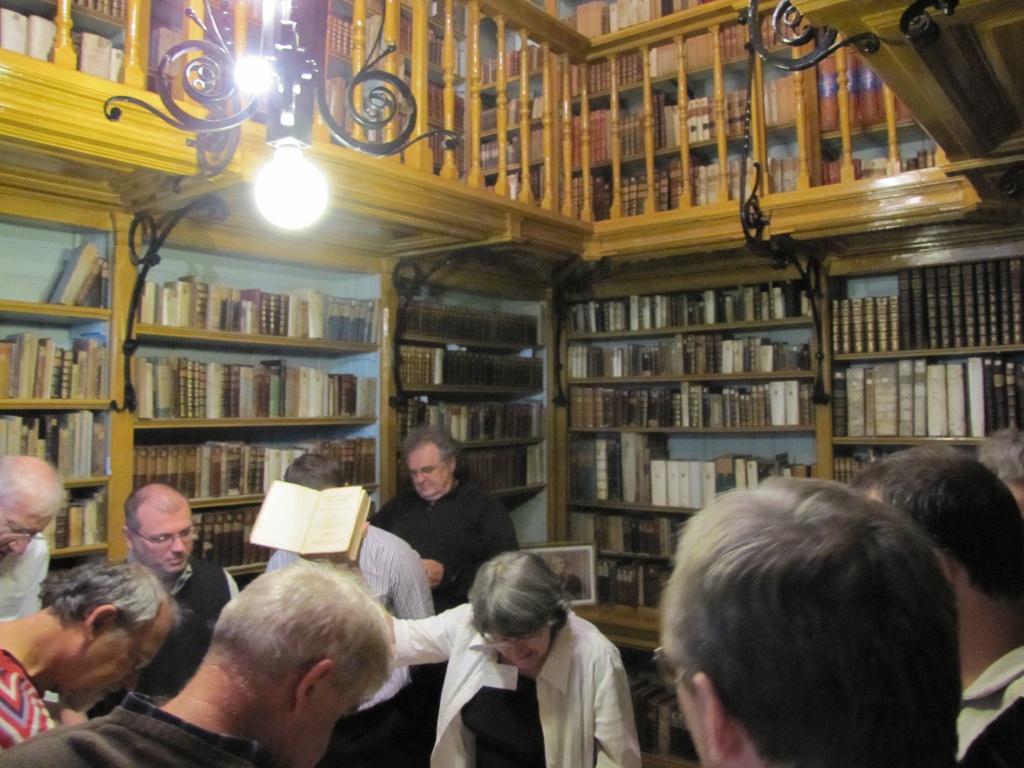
0, 456, 64, 622
852, 446, 1024, 764
121, 483, 238, 701
660, 478, 960, 768
266, 452, 433, 768
0, 561, 173, 748
373, 425, 518, 612
3, 562, 391, 768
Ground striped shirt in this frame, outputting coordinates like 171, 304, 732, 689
0, 650, 53, 750
266, 525, 434, 709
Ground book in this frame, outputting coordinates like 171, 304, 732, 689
249, 480, 370, 558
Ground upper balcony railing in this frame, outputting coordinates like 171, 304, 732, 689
1, 0, 948, 230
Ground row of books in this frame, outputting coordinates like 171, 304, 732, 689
404, 301, 539, 346
132, 357, 377, 420
397, 347, 543, 389
193, 507, 273, 569
426, 84, 465, 127
567, 337, 810, 379
631, 677, 698, 759
569, 281, 808, 334
834, 358, 1024, 439
73, 0, 126, 18
569, 173, 613, 221
597, 557, 670, 609
44, 488, 107, 551
75, 30, 123, 81
570, 386, 677, 429
832, 453, 874, 485
886, 257, 1024, 353
46, 243, 109, 308
396, 400, 545, 442
138, 277, 380, 344
480, 45, 546, 86
1, 334, 108, 400
0, 411, 108, 480
817, 50, 905, 133
571, 437, 811, 506
832, 296, 901, 355
570, 511, 683, 557
481, 97, 544, 133
134, 438, 377, 500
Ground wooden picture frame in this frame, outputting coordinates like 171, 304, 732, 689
522, 542, 597, 606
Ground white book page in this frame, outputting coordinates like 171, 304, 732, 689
301, 488, 365, 553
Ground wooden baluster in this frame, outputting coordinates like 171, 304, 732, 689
466, 0, 483, 188
836, 45, 855, 182
561, 55, 573, 216
676, 34, 691, 209
52, 0, 74, 68
540, 42, 554, 210
609, 52, 621, 219
711, 24, 729, 202
518, 28, 533, 204
439, 0, 458, 179
406, 0, 430, 170
580, 62, 593, 222
122, 0, 144, 86
352, 0, 366, 142
383, 0, 400, 149
495, 16, 509, 196
792, 65, 811, 190
748, 43, 768, 195
883, 83, 900, 176
641, 44, 655, 214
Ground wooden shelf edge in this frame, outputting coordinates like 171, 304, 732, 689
567, 315, 812, 340
134, 416, 376, 429
136, 324, 377, 354
51, 543, 108, 559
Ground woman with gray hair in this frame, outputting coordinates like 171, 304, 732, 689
392, 550, 641, 768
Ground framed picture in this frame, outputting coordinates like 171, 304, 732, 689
522, 543, 597, 606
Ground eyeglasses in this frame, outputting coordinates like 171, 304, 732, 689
483, 625, 550, 653
654, 647, 683, 687
0, 508, 45, 541
128, 526, 194, 546
409, 463, 443, 479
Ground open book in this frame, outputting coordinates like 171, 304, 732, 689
249, 480, 371, 559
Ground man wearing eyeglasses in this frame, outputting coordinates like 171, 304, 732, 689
120, 483, 238, 703
0, 456, 64, 623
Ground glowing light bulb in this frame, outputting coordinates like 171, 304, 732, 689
254, 144, 329, 229
235, 55, 275, 96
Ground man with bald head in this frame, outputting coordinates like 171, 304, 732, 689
0, 456, 64, 622
121, 483, 237, 701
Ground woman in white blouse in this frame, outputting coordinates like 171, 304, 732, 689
391, 550, 641, 768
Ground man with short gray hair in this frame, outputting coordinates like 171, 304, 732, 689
660, 478, 960, 768
0, 456, 64, 622
0, 561, 173, 749
3, 561, 392, 768
979, 426, 1024, 513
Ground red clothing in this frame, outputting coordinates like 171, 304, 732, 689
0, 650, 53, 749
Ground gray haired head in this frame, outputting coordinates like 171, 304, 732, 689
470, 551, 570, 639
41, 560, 169, 629
401, 425, 459, 464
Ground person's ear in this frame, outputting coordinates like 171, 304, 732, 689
84, 604, 120, 639
689, 672, 760, 767
292, 659, 337, 714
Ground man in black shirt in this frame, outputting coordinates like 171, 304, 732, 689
373, 425, 518, 612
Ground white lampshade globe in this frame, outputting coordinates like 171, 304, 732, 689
254, 145, 329, 230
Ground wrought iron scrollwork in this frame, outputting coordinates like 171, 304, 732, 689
900, 0, 959, 46
316, 17, 458, 156
115, 195, 229, 413
104, 1, 250, 176
999, 165, 1024, 199
743, 0, 879, 72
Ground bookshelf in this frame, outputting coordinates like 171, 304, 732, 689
394, 292, 548, 540
564, 272, 820, 624
0, 216, 114, 560
127, 243, 382, 573
829, 253, 1024, 482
